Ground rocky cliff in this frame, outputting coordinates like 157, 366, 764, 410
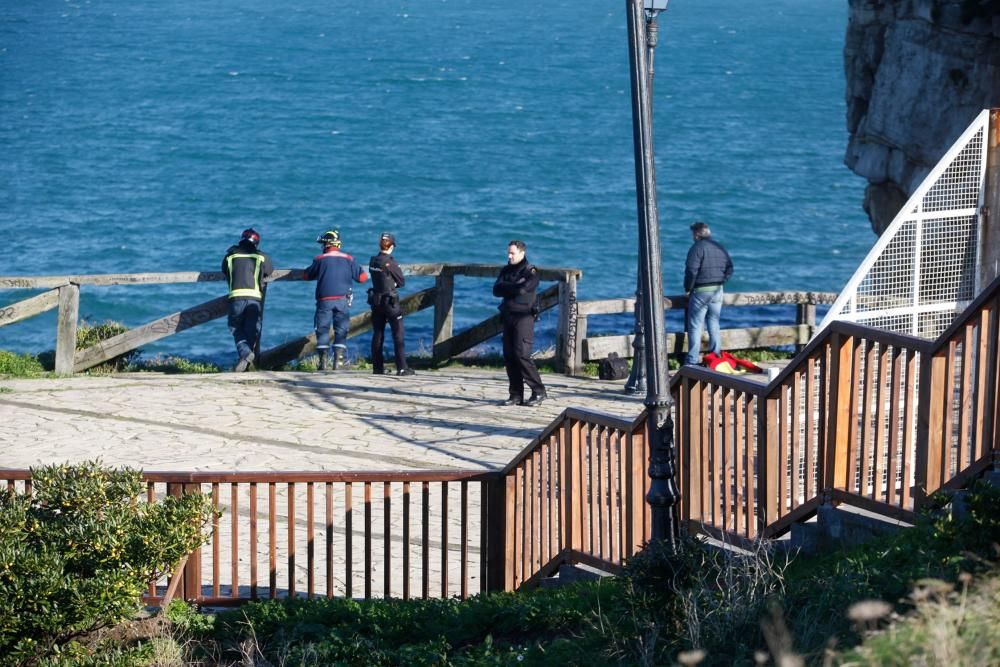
844, 0, 1000, 234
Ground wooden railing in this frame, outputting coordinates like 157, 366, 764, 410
672, 274, 1000, 545
0, 263, 582, 374
575, 290, 836, 374
492, 408, 650, 590
1, 469, 497, 604
0, 405, 650, 603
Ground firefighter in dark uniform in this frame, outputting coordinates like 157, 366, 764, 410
368, 232, 414, 376
221, 227, 274, 372
493, 239, 547, 406
304, 230, 369, 371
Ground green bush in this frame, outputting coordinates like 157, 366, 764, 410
0, 461, 216, 665
0, 350, 47, 378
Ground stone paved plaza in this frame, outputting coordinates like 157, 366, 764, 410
0, 368, 644, 473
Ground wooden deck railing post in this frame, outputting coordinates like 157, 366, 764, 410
914, 347, 947, 507
755, 391, 779, 532
55, 283, 79, 375
484, 475, 509, 592
164, 482, 204, 603
432, 269, 454, 364
826, 333, 855, 491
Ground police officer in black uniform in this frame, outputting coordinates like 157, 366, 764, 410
368, 232, 414, 376
493, 239, 547, 406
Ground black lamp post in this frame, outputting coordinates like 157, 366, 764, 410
624, 1, 665, 396
625, 0, 679, 546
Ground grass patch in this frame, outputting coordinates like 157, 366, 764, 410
75, 320, 139, 373
131, 356, 222, 374
837, 570, 1000, 665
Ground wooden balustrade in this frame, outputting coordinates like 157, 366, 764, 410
0, 264, 581, 374
671, 276, 1000, 545
0, 470, 496, 605
495, 408, 649, 590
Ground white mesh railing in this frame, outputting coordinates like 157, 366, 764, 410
821, 110, 990, 339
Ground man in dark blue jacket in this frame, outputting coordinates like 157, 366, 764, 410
222, 228, 274, 372
683, 221, 733, 366
304, 230, 368, 370
493, 240, 546, 406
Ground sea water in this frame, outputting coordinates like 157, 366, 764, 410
0, 0, 873, 364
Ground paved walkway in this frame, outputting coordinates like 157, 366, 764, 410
0, 368, 645, 472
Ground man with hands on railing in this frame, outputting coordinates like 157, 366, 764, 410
305, 229, 368, 371
494, 239, 547, 407
222, 227, 274, 372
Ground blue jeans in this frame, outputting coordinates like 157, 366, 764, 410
685, 287, 723, 365
227, 298, 262, 360
314, 299, 350, 350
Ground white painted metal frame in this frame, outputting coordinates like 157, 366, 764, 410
820, 110, 990, 339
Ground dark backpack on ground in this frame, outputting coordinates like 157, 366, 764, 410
599, 352, 629, 381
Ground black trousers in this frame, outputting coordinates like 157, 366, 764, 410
502, 312, 544, 399
371, 305, 407, 372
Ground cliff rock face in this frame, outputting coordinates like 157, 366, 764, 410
844, 0, 1000, 234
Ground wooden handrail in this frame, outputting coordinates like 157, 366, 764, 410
500, 407, 645, 477
139, 470, 499, 483
0, 263, 582, 290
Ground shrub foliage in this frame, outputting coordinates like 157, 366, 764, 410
0, 461, 215, 665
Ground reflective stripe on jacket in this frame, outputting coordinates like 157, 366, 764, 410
222, 242, 273, 300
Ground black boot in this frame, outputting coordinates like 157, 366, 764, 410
333, 349, 346, 370
501, 395, 523, 406
317, 350, 328, 371
524, 391, 547, 407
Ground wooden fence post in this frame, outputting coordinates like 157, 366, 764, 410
432, 270, 454, 365
796, 302, 816, 351
556, 273, 579, 375
55, 283, 79, 375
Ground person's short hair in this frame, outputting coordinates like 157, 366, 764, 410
508, 240, 527, 252
690, 222, 711, 240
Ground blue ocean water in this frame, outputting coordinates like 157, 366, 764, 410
0, 0, 872, 363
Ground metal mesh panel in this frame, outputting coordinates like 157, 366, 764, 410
917, 310, 958, 339
923, 128, 984, 212
820, 111, 989, 339
918, 215, 977, 305
855, 221, 917, 314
